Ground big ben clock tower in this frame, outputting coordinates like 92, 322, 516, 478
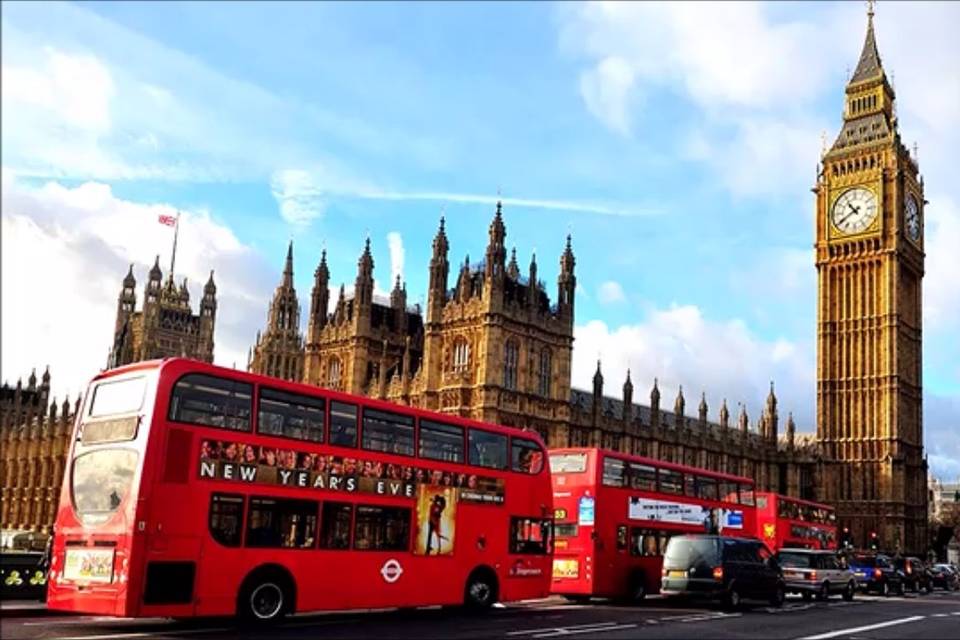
815, 3, 927, 552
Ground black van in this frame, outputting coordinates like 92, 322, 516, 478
661, 535, 785, 609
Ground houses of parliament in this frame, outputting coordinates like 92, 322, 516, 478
1, 8, 927, 553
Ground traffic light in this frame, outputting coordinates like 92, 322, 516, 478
840, 526, 852, 549
869, 531, 879, 551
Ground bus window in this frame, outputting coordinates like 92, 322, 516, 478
169, 374, 252, 432
257, 387, 325, 442
549, 452, 587, 473
629, 463, 657, 491
658, 469, 683, 495
510, 518, 552, 555
740, 485, 756, 506
209, 494, 244, 547
419, 420, 464, 463
468, 429, 508, 470
602, 457, 627, 487
616, 525, 628, 551
630, 528, 660, 557
329, 402, 358, 448
362, 409, 414, 456
353, 506, 410, 551
719, 481, 739, 504
555, 523, 578, 537
696, 476, 718, 501
319, 502, 352, 550
89, 376, 146, 418
511, 438, 543, 474
246, 497, 318, 549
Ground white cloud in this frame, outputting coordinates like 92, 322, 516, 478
597, 280, 627, 304
0, 179, 274, 396
573, 305, 815, 429
579, 56, 636, 136
387, 232, 405, 285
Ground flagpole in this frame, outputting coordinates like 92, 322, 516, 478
170, 211, 180, 279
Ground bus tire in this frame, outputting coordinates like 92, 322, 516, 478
237, 566, 294, 624
464, 567, 498, 611
626, 572, 647, 604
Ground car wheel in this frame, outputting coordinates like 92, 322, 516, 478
464, 569, 498, 611
880, 580, 890, 597
817, 582, 830, 602
802, 591, 813, 602
842, 582, 855, 601
769, 583, 785, 608
724, 586, 741, 611
896, 581, 905, 596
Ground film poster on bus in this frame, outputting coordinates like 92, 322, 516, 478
197, 439, 506, 506
413, 484, 458, 556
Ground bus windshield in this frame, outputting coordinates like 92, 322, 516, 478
549, 453, 587, 474
89, 377, 147, 418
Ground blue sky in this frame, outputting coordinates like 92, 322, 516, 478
2, 1, 958, 477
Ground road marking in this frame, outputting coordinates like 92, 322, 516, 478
932, 613, 949, 617
532, 624, 638, 638
58, 628, 230, 640
508, 622, 620, 636
796, 615, 926, 640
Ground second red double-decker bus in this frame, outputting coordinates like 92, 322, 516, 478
754, 492, 837, 551
47, 358, 553, 621
549, 447, 756, 603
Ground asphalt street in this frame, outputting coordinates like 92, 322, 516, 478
3, 591, 959, 640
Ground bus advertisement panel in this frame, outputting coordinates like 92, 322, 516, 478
549, 448, 757, 603
754, 492, 837, 552
47, 359, 553, 621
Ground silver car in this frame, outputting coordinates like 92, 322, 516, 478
776, 549, 857, 601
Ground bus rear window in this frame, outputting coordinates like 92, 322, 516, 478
89, 377, 146, 418
549, 453, 587, 474
71, 449, 139, 524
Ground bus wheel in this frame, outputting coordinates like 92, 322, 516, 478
627, 573, 647, 604
464, 568, 498, 611
238, 570, 293, 624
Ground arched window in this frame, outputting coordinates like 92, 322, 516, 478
328, 357, 342, 390
503, 340, 519, 390
452, 338, 470, 372
537, 349, 552, 397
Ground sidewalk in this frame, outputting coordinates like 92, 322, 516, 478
0, 600, 71, 618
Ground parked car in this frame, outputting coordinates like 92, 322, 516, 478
661, 535, 785, 610
0, 549, 48, 601
847, 553, 903, 596
776, 548, 856, 601
895, 556, 933, 594
931, 564, 960, 591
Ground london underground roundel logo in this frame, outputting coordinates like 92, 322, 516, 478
380, 559, 403, 583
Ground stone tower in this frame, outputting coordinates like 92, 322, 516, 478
249, 241, 305, 381
108, 256, 216, 367
814, 5, 926, 551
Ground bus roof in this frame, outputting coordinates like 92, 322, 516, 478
550, 447, 755, 484
95, 357, 547, 447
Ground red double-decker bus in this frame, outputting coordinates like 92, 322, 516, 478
754, 492, 837, 552
548, 447, 756, 603
47, 358, 553, 621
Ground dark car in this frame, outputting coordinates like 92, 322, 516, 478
661, 535, 785, 610
931, 564, 960, 591
895, 557, 933, 594
847, 553, 903, 596
777, 549, 857, 601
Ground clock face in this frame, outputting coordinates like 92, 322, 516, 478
831, 187, 878, 235
905, 194, 921, 241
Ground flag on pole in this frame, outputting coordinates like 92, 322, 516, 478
158, 214, 177, 227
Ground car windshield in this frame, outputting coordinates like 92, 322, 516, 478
663, 537, 718, 568
778, 552, 813, 568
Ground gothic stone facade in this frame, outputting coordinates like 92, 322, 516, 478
814, 8, 927, 552
109, 257, 217, 368
0, 369, 78, 533
261, 203, 820, 502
